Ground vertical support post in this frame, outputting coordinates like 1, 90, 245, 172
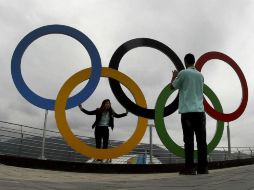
223, 147, 227, 161
144, 149, 147, 164
249, 147, 252, 158
227, 122, 231, 159
237, 148, 241, 159
19, 125, 23, 156
40, 109, 48, 160
149, 123, 153, 164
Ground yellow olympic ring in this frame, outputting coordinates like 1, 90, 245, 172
55, 67, 148, 159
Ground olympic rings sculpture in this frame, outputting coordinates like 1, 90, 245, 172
11, 25, 248, 159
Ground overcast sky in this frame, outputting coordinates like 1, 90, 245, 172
0, 0, 254, 150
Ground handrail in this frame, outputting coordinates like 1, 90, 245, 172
1, 120, 253, 164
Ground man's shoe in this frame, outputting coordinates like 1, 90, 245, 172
179, 168, 196, 175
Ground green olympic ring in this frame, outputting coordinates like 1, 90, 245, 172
155, 84, 224, 158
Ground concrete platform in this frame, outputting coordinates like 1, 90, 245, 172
1, 155, 254, 173
0, 163, 253, 190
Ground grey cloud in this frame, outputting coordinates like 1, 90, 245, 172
0, 0, 254, 148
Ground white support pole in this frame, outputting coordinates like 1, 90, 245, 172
40, 109, 48, 160
19, 125, 23, 156
149, 123, 154, 164
227, 122, 231, 158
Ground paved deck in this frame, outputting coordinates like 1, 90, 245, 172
0, 163, 253, 190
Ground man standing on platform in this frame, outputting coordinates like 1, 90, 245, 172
170, 53, 208, 175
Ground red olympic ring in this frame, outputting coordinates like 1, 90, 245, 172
196, 51, 248, 122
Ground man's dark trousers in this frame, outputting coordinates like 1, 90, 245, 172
181, 112, 207, 171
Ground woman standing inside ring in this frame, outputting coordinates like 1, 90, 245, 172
79, 99, 128, 150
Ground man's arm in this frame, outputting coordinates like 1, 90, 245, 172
169, 70, 179, 89
169, 83, 175, 90
171, 70, 179, 83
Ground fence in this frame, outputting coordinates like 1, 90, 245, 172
0, 120, 253, 164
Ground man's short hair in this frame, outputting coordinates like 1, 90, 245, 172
184, 53, 195, 65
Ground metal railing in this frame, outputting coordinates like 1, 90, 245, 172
0, 120, 253, 164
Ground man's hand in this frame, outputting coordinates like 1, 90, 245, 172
171, 70, 178, 82
172, 70, 178, 78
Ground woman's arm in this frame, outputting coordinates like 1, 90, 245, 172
78, 104, 97, 115
113, 109, 128, 118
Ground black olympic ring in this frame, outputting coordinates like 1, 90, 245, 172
108, 38, 185, 119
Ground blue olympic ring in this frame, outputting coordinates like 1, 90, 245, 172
11, 24, 102, 110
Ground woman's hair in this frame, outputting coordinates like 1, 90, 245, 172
99, 99, 113, 114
